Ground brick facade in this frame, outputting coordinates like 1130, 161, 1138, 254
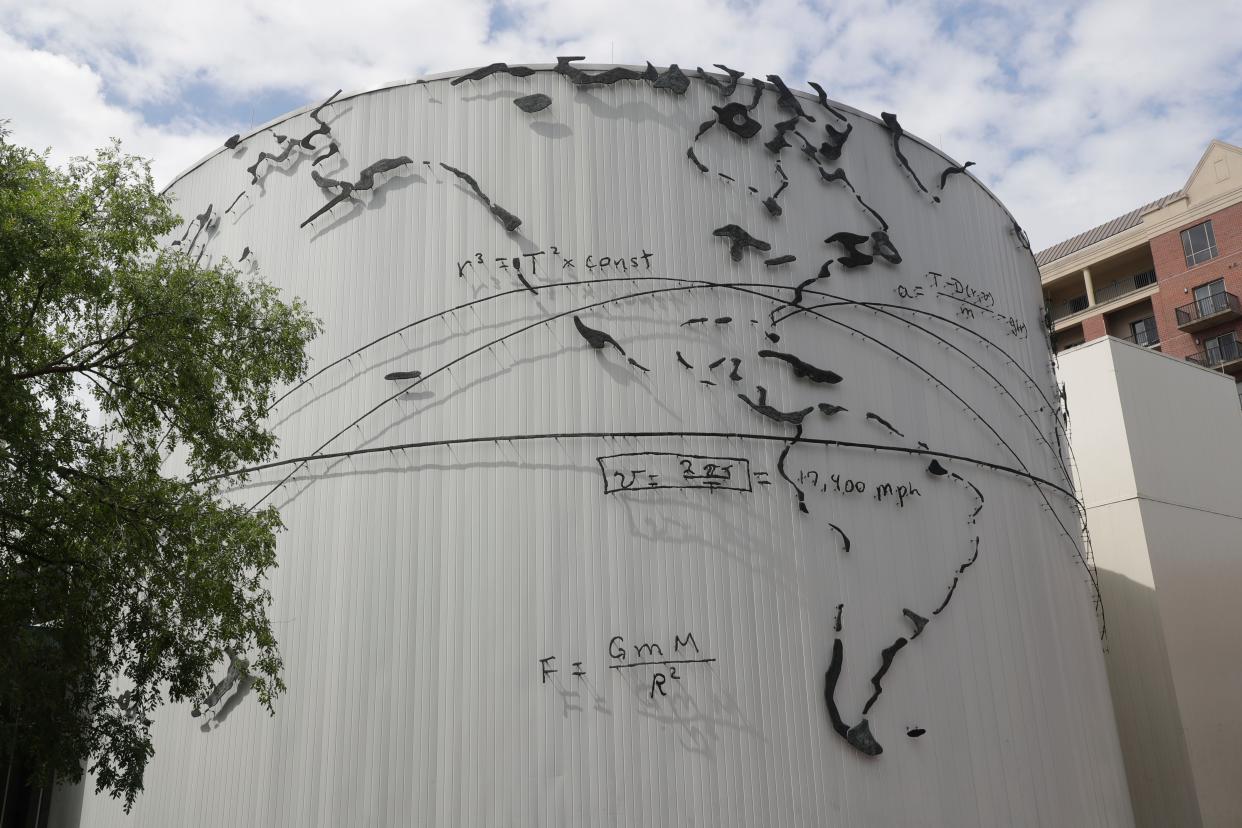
1081, 313, 1107, 341
1066, 200, 1242, 363
1149, 200, 1242, 361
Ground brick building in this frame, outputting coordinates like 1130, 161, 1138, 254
1039, 140, 1242, 399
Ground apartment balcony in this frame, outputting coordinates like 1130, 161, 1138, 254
1093, 268, 1157, 305
1049, 294, 1090, 322
1186, 337, 1242, 374
1176, 291, 1242, 332
1121, 330, 1160, 349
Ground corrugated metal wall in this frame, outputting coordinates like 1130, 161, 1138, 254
56, 65, 1135, 827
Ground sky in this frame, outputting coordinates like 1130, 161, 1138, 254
2, 0, 1240, 252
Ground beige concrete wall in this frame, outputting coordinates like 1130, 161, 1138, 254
1060, 338, 1242, 827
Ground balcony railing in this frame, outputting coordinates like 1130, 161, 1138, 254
1121, 329, 1160, 348
1186, 336, 1242, 371
1093, 268, 1157, 305
1048, 294, 1090, 322
1176, 291, 1242, 331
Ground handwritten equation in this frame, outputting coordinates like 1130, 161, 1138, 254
893, 271, 1028, 340
597, 452, 758, 494
456, 246, 656, 278
797, 469, 923, 508
540, 632, 715, 700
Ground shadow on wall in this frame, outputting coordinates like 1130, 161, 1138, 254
1095, 567, 1202, 828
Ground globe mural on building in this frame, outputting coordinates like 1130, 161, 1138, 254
63, 61, 1135, 826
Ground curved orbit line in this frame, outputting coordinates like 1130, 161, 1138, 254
240, 278, 1097, 609
782, 295, 1088, 515
265, 278, 1055, 502
269, 277, 1060, 461
247, 283, 710, 510
198, 430, 1076, 500
772, 295, 1072, 488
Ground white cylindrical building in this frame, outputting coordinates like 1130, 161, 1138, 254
55, 63, 1134, 827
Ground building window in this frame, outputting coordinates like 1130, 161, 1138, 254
1193, 278, 1227, 316
1129, 316, 1158, 346
1203, 331, 1240, 366
1181, 220, 1218, 267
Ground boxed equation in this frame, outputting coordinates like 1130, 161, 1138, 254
596, 452, 753, 494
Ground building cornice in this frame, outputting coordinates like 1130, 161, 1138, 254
1040, 186, 1242, 285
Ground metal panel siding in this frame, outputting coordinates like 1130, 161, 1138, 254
56, 68, 1133, 827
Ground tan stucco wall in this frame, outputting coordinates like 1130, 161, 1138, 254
1060, 337, 1242, 827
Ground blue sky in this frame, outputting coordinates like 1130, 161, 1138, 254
2, 0, 1241, 250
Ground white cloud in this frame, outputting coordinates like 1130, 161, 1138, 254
2, 0, 1241, 248
0, 29, 219, 185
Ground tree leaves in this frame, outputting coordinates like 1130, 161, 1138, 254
0, 125, 319, 809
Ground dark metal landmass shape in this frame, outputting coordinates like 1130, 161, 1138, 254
1012, 218, 1032, 250
765, 255, 796, 267
818, 403, 847, 416
903, 609, 929, 639
697, 64, 745, 96
907, 727, 926, 738
514, 93, 552, 113
312, 142, 340, 166
239, 246, 251, 262
829, 522, 850, 553
862, 636, 909, 714
865, 412, 905, 437
824, 639, 850, 738
712, 102, 762, 139
846, 720, 884, 756
573, 315, 626, 354
746, 77, 765, 111
728, 358, 743, 381
694, 118, 717, 141
309, 89, 342, 127
450, 63, 537, 85
939, 160, 975, 189
681, 317, 708, 326
676, 351, 693, 369
870, 230, 902, 264
246, 141, 296, 184
299, 157, 414, 228
712, 224, 771, 260
653, 64, 690, 94
438, 162, 523, 232
806, 81, 849, 121
764, 116, 800, 154
708, 357, 726, 370
765, 331, 780, 343
627, 357, 650, 372
790, 276, 816, 307
880, 111, 931, 195
817, 166, 890, 231
758, 350, 842, 384
737, 385, 813, 425
490, 204, 523, 233
224, 134, 241, 149
927, 459, 949, 476
384, 370, 422, 380
185, 204, 214, 253
763, 197, 782, 217
820, 122, 852, 162
765, 74, 813, 121
225, 191, 246, 214
825, 231, 874, 269
554, 56, 657, 87
714, 316, 732, 324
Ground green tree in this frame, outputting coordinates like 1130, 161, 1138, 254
0, 127, 319, 809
